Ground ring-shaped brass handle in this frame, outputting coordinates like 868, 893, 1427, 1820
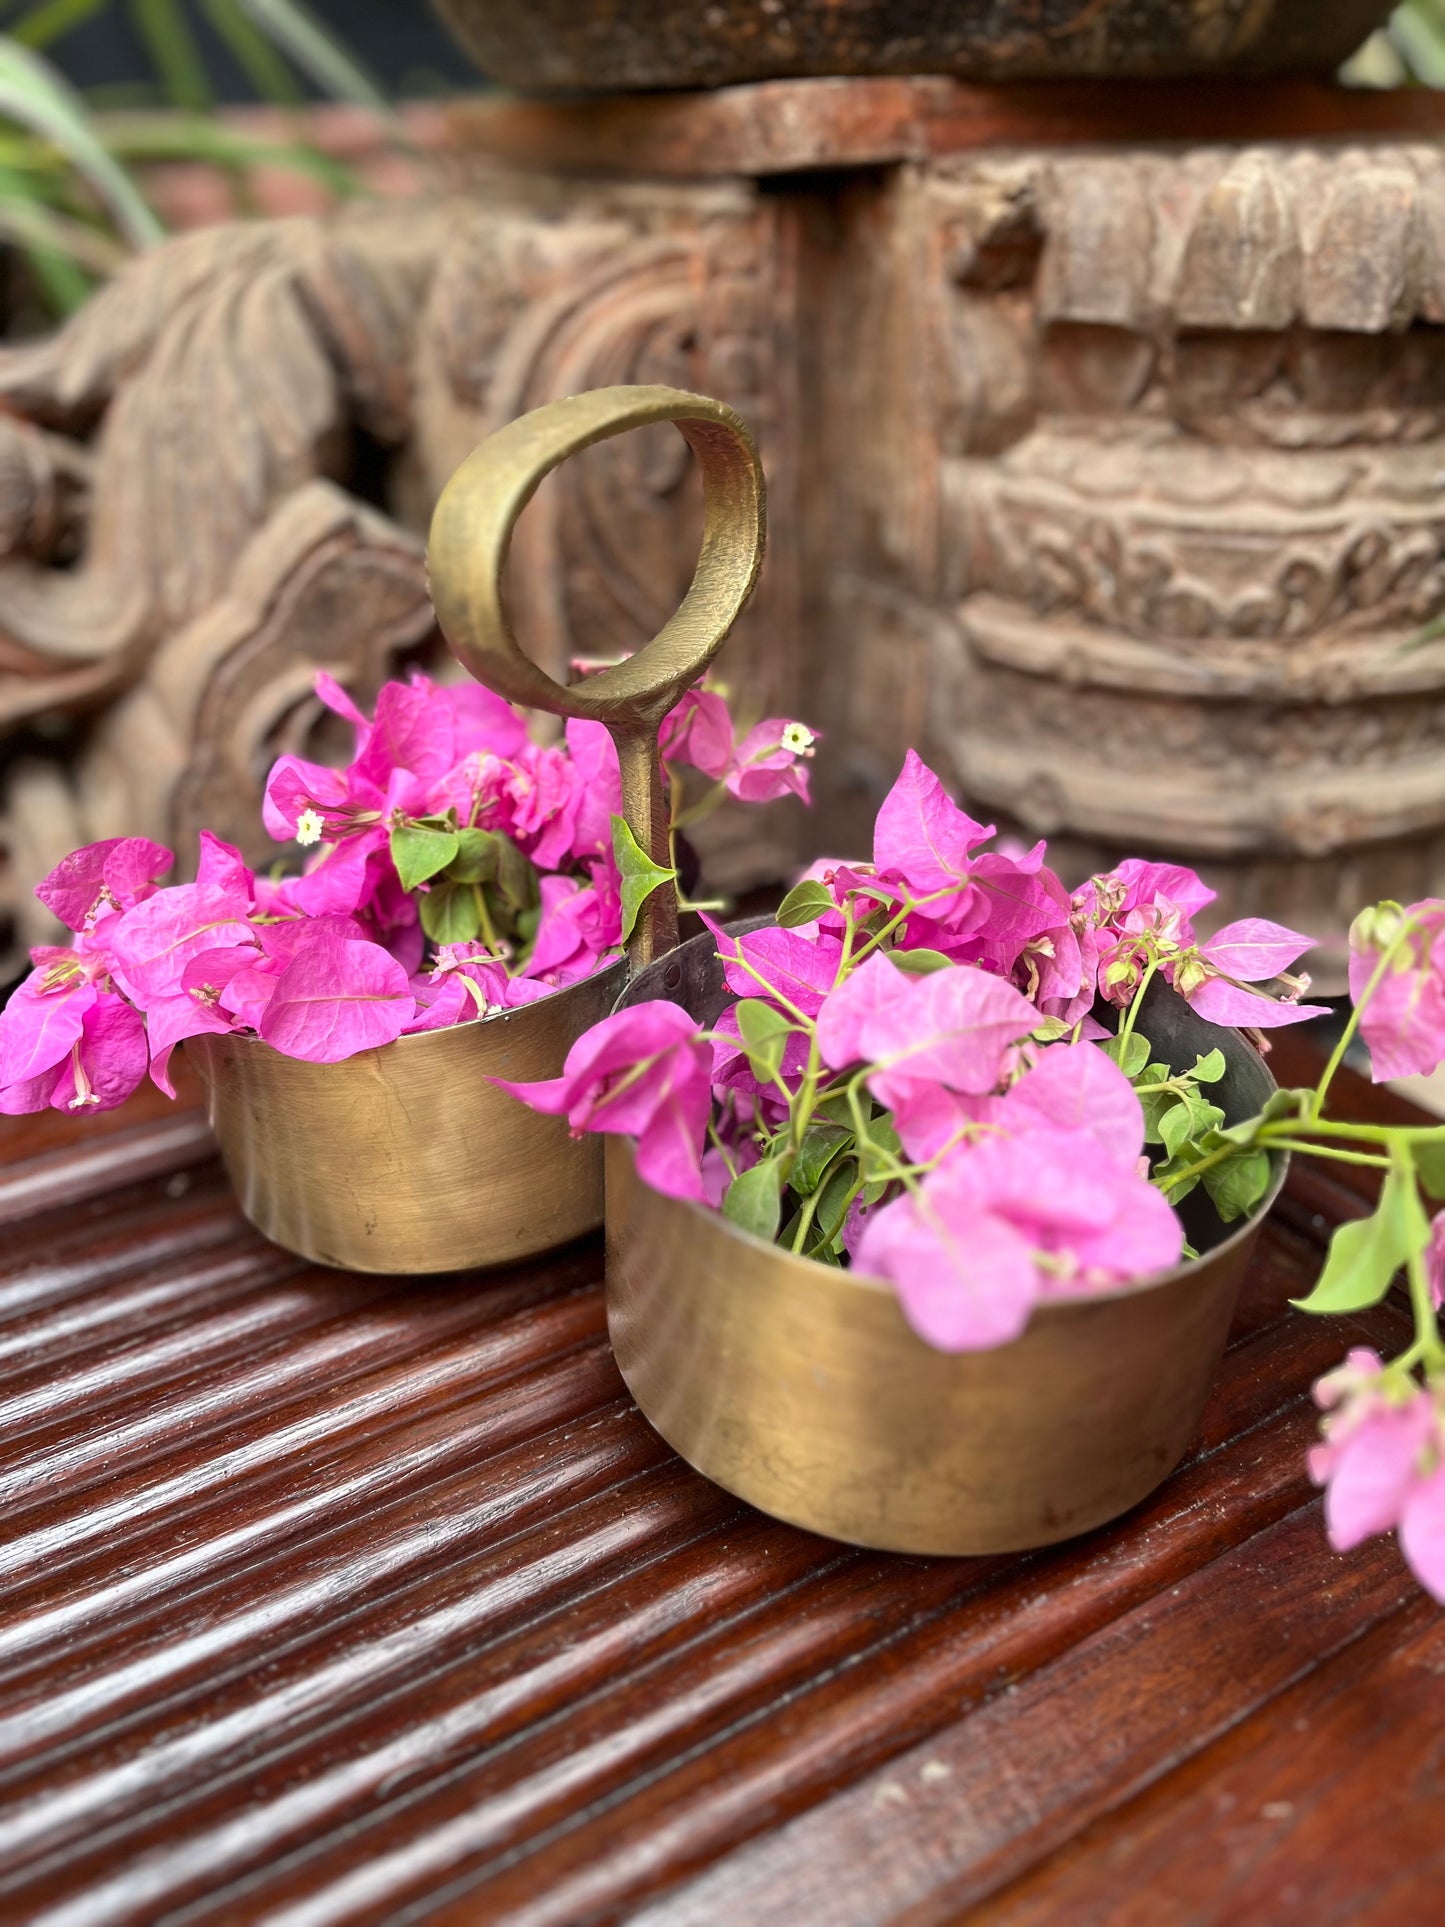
425, 384, 768, 969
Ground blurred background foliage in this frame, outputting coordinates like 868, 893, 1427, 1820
0, 0, 468, 319
0, 0, 1442, 325
1343, 0, 1445, 85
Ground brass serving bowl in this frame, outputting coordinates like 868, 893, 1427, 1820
190, 383, 766, 1272
190, 963, 622, 1272
605, 927, 1288, 1555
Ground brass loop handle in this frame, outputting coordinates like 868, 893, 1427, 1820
426, 384, 768, 970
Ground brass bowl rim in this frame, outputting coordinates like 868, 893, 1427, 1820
192, 954, 628, 1066
631, 1140, 1287, 1315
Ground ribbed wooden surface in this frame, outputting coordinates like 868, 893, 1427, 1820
1, 1053, 1439, 1926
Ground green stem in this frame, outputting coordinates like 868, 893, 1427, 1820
1158, 1140, 1237, 1196
1311, 927, 1411, 1121
1395, 1145, 1445, 1374
1116, 954, 1161, 1060
1264, 1138, 1392, 1169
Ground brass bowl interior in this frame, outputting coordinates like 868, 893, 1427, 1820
604, 927, 1287, 1555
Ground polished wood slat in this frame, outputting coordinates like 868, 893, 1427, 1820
0, 1055, 1434, 1924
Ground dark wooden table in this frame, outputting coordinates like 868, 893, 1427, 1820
2, 1045, 1442, 1925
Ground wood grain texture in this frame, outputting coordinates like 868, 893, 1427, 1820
0, 1050, 1435, 1924
450, 76, 1445, 181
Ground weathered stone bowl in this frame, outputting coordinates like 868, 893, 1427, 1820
431, 0, 1393, 94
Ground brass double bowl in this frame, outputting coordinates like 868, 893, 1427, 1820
192, 384, 1284, 1556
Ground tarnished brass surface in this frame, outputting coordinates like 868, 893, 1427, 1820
427, 384, 766, 969
605, 930, 1287, 1556
190, 961, 623, 1273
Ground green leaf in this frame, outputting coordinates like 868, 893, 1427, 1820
888, 948, 952, 975
443, 828, 501, 886
808, 1160, 858, 1251
1158, 1102, 1194, 1160
723, 1157, 783, 1243
1102, 1030, 1150, 1080
1192, 1048, 1226, 1084
390, 823, 459, 893
855, 1113, 903, 1186
1181, 1092, 1225, 1141
1411, 1135, 1445, 1200
790, 1121, 852, 1197
775, 879, 835, 928
734, 998, 792, 1082
611, 815, 676, 946
1202, 1147, 1272, 1224
1293, 1165, 1430, 1314
419, 881, 480, 947
1139, 1088, 1175, 1145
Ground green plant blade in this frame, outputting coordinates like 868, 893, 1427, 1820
0, 36, 162, 247
237, 0, 390, 111
10, 0, 106, 52
202, 0, 303, 104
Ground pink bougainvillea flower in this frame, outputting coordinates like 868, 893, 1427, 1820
34, 836, 174, 932
1003, 1041, 1145, 1169
505, 742, 586, 870
872, 748, 994, 898
423, 671, 529, 762
1111, 858, 1216, 938
498, 1000, 712, 1201
314, 669, 373, 748
705, 915, 843, 1019
564, 718, 623, 861
13, 994, 150, 1114
1399, 1461, 1445, 1602
1309, 1353, 1436, 1552
1427, 1210, 1445, 1312
725, 718, 817, 805
1178, 917, 1328, 1030
351, 677, 460, 795
710, 997, 813, 1097
195, 831, 256, 906
104, 883, 256, 1004
888, 1082, 1004, 1163
524, 862, 624, 987
144, 947, 262, 1098
0, 968, 98, 1095
856, 1123, 1182, 1350
1184, 976, 1329, 1029
660, 687, 734, 781
262, 754, 366, 844
1197, 917, 1312, 982
817, 951, 1036, 1109
256, 931, 415, 1062
1348, 899, 1445, 1082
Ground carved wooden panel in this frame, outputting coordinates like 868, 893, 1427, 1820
0, 171, 798, 959
857, 144, 1445, 976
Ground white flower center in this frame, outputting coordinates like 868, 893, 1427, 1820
295, 808, 324, 847
781, 723, 815, 756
